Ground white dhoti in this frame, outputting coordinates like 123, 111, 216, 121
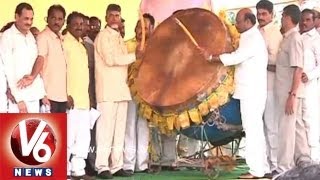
67, 109, 91, 176
263, 90, 278, 170
240, 97, 269, 177
7, 100, 40, 113
95, 101, 128, 174
124, 101, 149, 172
303, 80, 320, 162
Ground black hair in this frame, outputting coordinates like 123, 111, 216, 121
89, 16, 101, 24
256, 0, 273, 13
244, 13, 256, 25
106, 4, 121, 13
47, 4, 66, 18
301, 9, 316, 21
15, 2, 33, 15
0, 21, 14, 32
83, 15, 90, 21
283, 4, 301, 25
66, 11, 83, 25
143, 13, 155, 26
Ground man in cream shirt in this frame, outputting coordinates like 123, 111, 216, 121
201, 8, 269, 179
94, 4, 137, 179
0, 3, 46, 113
256, 0, 283, 174
275, 5, 311, 176
300, 9, 320, 162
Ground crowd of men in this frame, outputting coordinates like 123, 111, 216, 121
1, 0, 320, 179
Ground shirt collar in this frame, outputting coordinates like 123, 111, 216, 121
241, 26, 257, 37
65, 32, 83, 43
106, 26, 120, 35
11, 23, 32, 37
44, 26, 62, 40
259, 21, 276, 32
83, 36, 94, 44
302, 28, 317, 37
283, 27, 298, 38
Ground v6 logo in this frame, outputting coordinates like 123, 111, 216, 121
11, 119, 57, 165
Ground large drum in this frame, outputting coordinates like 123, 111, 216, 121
180, 98, 242, 145
130, 8, 242, 141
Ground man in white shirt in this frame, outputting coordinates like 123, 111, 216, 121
200, 8, 269, 179
0, 3, 47, 113
0, 54, 7, 112
300, 9, 320, 162
256, 0, 283, 174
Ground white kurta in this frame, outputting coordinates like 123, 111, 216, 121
0, 24, 45, 112
0, 55, 7, 112
259, 22, 283, 171
219, 26, 269, 177
302, 28, 320, 162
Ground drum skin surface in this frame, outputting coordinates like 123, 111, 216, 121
135, 8, 231, 113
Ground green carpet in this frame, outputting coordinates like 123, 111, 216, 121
103, 164, 249, 180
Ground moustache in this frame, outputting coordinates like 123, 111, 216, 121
25, 24, 32, 27
258, 19, 265, 22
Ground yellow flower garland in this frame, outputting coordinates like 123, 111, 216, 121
129, 10, 240, 135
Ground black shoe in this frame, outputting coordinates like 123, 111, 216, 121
97, 171, 113, 179
264, 170, 279, 179
113, 169, 133, 177
125, 170, 134, 175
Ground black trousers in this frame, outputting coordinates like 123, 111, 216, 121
49, 100, 67, 113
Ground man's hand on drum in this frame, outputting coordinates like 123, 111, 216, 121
197, 47, 220, 63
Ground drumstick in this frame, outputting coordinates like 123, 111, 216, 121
174, 18, 199, 48
139, 11, 146, 51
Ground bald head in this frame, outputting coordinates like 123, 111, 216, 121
235, 8, 256, 33
237, 8, 252, 18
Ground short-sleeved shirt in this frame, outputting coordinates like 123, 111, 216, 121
275, 28, 304, 98
37, 27, 67, 102
63, 32, 90, 109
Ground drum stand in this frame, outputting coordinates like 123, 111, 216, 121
148, 123, 244, 179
